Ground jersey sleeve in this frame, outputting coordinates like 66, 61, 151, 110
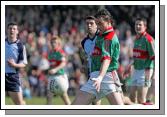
146, 35, 155, 60
81, 38, 86, 50
59, 50, 66, 62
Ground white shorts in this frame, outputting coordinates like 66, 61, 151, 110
80, 71, 122, 100
131, 69, 153, 87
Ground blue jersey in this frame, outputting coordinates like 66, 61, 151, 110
81, 31, 98, 74
5, 39, 28, 73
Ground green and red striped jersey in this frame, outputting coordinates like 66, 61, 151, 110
90, 27, 120, 72
133, 32, 155, 70
48, 49, 66, 75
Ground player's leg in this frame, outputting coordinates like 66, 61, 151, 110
137, 86, 149, 104
61, 92, 71, 105
129, 86, 137, 103
72, 71, 99, 105
46, 90, 54, 105
104, 71, 124, 105
60, 74, 71, 105
92, 99, 101, 105
129, 69, 143, 103
123, 96, 134, 105
8, 91, 25, 105
46, 76, 54, 105
72, 90, 95, 105
106, 91, 124, 105
146, 74, 155, 103
6, 73, 26, 105
120, 92, 134, 105
137, 69, 153, 104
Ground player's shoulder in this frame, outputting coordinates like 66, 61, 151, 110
81, 36, 89, 48
144, 32, 154, 43
104, 31, 115, 41
59, 49, 66, 56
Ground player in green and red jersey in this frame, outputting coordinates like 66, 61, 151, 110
72, 9, 124, 105
126, 18, 155, 104
46, 36, 71, 105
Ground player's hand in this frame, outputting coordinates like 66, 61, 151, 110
91, 76, 103, 92
127, 65, 132, 74
48, 68, 57, 75
144, 79, 151, 87
80, 66, 87, 73
123, 73, 129, 79
123, 65, 132, 79
7, 58, 16, 67
144, 69, 152, 87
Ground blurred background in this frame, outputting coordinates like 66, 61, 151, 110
5, 5, 155, 104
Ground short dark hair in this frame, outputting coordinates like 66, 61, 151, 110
85, 16, 96, 21
7, 22, 18, 28
135, 17, 147, 26
94, 8, 113, 23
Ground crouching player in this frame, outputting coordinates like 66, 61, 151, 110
47, 36, 71, 105
72, 9, 124, 105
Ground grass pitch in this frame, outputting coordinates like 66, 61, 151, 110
5, 96, 110, 105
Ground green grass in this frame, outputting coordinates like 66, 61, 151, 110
5, 96, 110, 105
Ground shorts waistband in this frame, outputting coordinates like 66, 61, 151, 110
90, 71, 116, 76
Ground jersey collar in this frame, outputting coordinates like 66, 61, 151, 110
99, 26, 114, 36
136, 31, 147, 39
87, 29, 99, 40
6, 38, 19, 44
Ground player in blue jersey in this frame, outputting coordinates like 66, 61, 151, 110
5, 22, 28, 105
80, 16, 101, 105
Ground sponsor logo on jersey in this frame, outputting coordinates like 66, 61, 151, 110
92, 46, 101, 56
133, 49, 149, 59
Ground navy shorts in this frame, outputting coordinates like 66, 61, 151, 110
5, 73, 21, 92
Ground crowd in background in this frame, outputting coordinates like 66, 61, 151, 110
5, 5, 155, 99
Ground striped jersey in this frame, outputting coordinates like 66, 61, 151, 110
48, 49, 66, 75
90, 27, 120, 72
5, 39, 27, 73
133, 32, 155, 69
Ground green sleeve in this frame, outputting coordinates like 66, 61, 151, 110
146, 39, 155, 59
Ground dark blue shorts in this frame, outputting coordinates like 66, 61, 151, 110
5, 73, 21, 92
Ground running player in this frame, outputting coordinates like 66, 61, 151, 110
46, 36, 71, 105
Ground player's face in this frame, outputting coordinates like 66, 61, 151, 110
135, 20, 146, 34
51, 40, 61, 50
95, 17, 108, 33
86, 19, 97, 34
7, 25, 18, 39
51, 40, 58, 49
